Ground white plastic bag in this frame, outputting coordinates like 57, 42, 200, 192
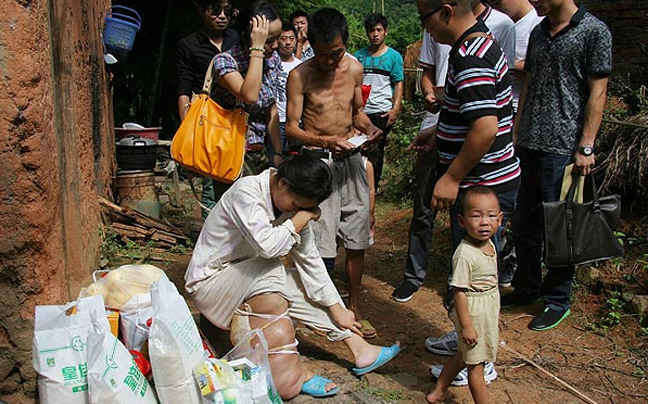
32, 296, 110, 404
120, 293, 153, 351
80, 264, 164, 310
86, 312, 157, 403
149, 275, 204, 404
222, 330, 281, 404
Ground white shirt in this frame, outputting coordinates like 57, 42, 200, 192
185, 169, 340, 307
512, 9, 544, 111
419, 33, 451, 129
277, 57, 302, 123
481, 5, 516, 66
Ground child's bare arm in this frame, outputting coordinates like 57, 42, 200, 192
454, 288, 478, 346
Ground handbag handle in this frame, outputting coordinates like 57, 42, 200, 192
200, 52, 244, 109
565, 173, 602, 212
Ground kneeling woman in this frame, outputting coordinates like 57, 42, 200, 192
185, 156, 401, 399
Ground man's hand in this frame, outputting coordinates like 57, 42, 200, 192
329, 304, 362, 337
328, 137, 356, 157
407, 128, 436, 152
423, 86, 443, 114
461, 325, 478, 346
574, 152, 595, 176
431, 173, 460, 210
382, 108, 399, 127
366, 124, 383, 143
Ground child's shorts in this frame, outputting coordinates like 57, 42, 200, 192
450, 286, 499, 365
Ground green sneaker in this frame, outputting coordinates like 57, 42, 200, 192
529, 307, 571, 331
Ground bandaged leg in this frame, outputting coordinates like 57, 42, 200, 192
230, 293, 307, 400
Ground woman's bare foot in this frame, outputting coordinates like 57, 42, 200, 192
426, 390, 446, 403
344, 333, 401, 368
302, 370, 337, 393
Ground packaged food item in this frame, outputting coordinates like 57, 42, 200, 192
32, 296, 110, 404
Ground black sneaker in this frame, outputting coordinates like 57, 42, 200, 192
529, 307, 571, 331
392, 282, 418, 303
500, 291, 542, 308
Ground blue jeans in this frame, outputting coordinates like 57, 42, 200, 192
512, 146, 573, 311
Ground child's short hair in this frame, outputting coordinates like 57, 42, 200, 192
458, 187, 500, 215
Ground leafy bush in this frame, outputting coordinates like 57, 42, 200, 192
381, 98, 426, 203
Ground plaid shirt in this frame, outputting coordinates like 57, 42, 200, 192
213, 45, 281, 146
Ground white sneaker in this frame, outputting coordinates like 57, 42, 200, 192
425, 330, 458, 356
429, 361, 498, 387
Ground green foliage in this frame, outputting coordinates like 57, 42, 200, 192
319, 0, 421, 54
610, 80, 648, 116
599, 291, 626, 329
381, 98, 426, 203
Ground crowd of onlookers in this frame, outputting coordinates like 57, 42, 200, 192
175, 0, 612, 402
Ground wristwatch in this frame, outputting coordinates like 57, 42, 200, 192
576, 144, 594, 156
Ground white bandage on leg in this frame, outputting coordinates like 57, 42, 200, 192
230, 303, 299, 355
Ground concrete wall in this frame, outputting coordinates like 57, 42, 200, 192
584, 0, 648, 86
0, 0, 113, 401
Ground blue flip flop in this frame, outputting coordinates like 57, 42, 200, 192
352, 344, 402, 376
301, 374, 340, 397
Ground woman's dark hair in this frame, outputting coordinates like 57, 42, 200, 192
237, 1, 279, 46
364, 13, 388, 32
276, 155, 332, 203
288, 9, 308, 24
308, 8, 348, 46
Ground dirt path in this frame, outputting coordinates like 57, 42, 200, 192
161, 200, 647, 404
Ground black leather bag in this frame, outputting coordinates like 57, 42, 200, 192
542, 175, 624, 267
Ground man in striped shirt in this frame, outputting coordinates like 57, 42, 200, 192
416, 0, 520, 245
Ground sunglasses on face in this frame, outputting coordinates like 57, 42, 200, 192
419, 2, 457, 24
209, 4, 232, 18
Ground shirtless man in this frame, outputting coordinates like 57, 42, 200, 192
286, 7, 382, 329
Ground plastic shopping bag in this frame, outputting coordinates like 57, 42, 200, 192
222, 329, 281, 404
86, 312, 157, 403
32, 296, 110, 404
120, 293, 153, 352
80, 264, 164, 310
149, 275, 204, 404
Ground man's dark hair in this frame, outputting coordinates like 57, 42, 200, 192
276, 156, 332, 203
281, 22, 297, 36
237, 1, 279, 43
364, 13, 388, 32
196, 0, 228, 11
308, 8, 348, 46
458, 186, 500, 215
288, 9, 308, 24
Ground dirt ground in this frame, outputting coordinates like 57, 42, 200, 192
155, 191, 648, 404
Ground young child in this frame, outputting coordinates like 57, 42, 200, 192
427, 187, 502, 404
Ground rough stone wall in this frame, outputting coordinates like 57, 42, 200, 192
584, 0, 648, 86
0, 0, 113, 401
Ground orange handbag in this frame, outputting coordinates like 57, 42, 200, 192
171, 54, 248, 183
